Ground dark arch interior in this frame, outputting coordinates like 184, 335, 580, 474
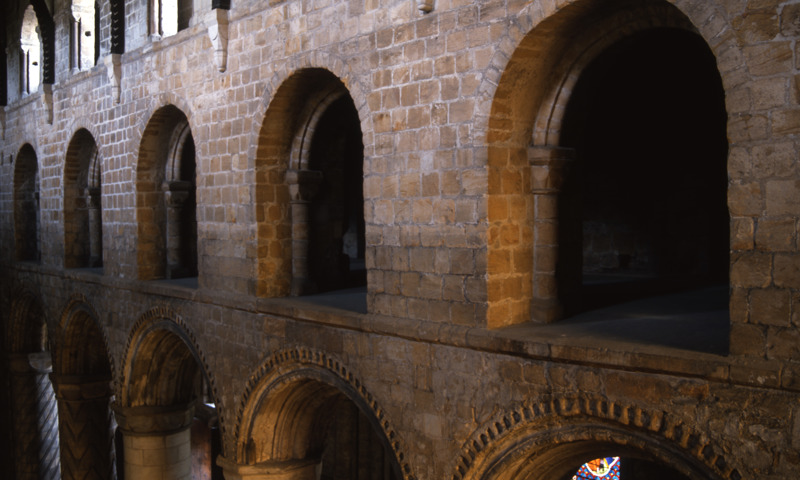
307, 94, 366, 293
558, 28, 729, 318
15, 145, 40, 263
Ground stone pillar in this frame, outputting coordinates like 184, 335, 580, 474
85, 187, 103, 267
217, 456, 320, 480
8, 352, 61, 480
52, 374, 114, 480
529, 146, 574, 323
112, 402, 195, 480
163, 180, 193, 278
287, 169, 323, 296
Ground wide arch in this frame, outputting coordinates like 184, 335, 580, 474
452, 395, 738, 480
254, 68, 366, 298
232, 347, 412, 479
484, 0, 731, 327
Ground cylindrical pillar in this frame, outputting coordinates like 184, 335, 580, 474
529, 146, 574, 323
287, 169, 323, 296
113, 402, 195, 480
52, 374, 114, 480
8, 352, 61, 480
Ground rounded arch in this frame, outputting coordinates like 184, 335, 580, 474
452, 395, 738, 480
54, 296, 113, 379
64, 128, 102, 268
135, 103, 197, 280
233, 347, 412, 479
484, 0, 732, 326
119, 307, 219, 409
7, 287, 47, 354
14, 143, 40, 263
254, 67, 366, 297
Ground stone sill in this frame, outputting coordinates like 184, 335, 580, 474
8, 262, 791, 393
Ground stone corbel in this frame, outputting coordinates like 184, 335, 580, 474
417, 0, 434, 13
207, 8, 229, 73
104, 53, 122, 103
41, 83, 54, 124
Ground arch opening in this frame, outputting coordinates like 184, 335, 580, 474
15, 144, 40, 263
240, 375, 401, 480
256, 68, 366, 308
136, 106, 198, 282
64, 129, 103, 269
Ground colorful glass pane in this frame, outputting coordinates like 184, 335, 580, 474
572, 457, 620, 480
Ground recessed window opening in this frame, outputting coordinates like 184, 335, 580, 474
15, 145, 40, 262
165, 120, 198, 279
558, 28, 729, 318
69, 0, 96, 72
65, 129, 103, 269
306, 95, 366, 294
20, 5, 41, 94
151, 0, 192, 38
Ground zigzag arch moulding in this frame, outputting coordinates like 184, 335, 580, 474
233, 346, 415, 480
118, 306, 227, 439
452, 394, 740, 480
54, 294, 116, 380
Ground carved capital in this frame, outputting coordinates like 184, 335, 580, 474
529, 146, 574, 193
417, 0, 434, 13
112, 401, 195, 436
50, 374, 112, 401
162, 180, 193, 206
286, 169, 323, 202
84, 187, 101, 208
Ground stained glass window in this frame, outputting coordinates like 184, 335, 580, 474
572, 457, 620, 480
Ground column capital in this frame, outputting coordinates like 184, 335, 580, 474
286, 169, 323, 203
217, 456, 320, 480
112, 401, 195, 436
528, 146, 575, 193
8, 351, 52, 374
50, 374, 112, 400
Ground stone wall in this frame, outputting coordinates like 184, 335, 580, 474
1, 0, 799, 479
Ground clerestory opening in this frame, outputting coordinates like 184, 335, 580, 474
553, 28, 729, 351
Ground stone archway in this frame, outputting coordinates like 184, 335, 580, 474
227, 347, 410, 480
485, 0, 729, 327
452, 395, 737, 480
64, 129, 103, 269
52, 298, 115, 480
255, 68, 365, 298
5, 289, 61, 480
117, 309, 221, 480
15, 143, 40, 262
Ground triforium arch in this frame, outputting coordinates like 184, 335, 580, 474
136, 105, 198, 280
5, 288, 61, 480
52, 296, 116, 480
15, 143, 40, 262
255, 68, 366, 298
485, 0, 730, 327
227, 347, 410, 480
452, 395, 738, 480
117, 308, 221, 480
64, 128, 103, 269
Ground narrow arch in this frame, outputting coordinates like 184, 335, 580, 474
452, 395, 737, 480
5, 290, 61, 480
232, 347, 410, 480
64, 129, 103, 269
15, 143, 40, 263
486, 0, 729, 334
255, 68, 365, 301
136, 105, 198, 281
53, 298, 116, 480
27, 0, 55, 85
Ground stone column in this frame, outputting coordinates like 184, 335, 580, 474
52, 374, 115, 480
112, 402, 195, 480
529, 146, 574, 323
8, 352, 61, 480
287, 169, 323, 296
163, 180, 193, 278
217, 456, 320, 480
85, 187, 103, 267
